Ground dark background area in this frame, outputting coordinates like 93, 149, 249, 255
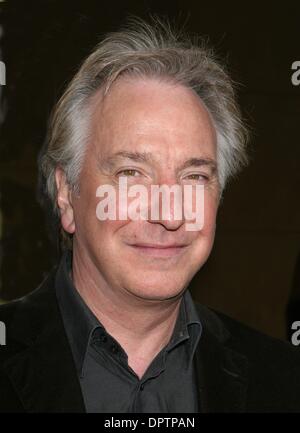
0, 0, 299, 340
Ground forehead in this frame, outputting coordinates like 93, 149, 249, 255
89, 77, 217, 162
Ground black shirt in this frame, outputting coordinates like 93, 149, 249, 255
55, 250, 202, 413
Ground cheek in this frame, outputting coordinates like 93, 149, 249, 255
190, 198, 217, 266
205, 203, 217, 231
198, 192, 218, 241
98, 219, 127, 237
91, 219, 130, 256
205, 186, 218, 217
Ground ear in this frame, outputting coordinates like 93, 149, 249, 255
55, 167, 76, 234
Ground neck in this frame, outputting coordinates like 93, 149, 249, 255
71, 247, 183, 378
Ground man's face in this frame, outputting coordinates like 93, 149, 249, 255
59, 77, 220, 301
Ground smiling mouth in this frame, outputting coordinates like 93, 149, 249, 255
128, 243, 189, 258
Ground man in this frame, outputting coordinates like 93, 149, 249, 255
0, 18, 300, 413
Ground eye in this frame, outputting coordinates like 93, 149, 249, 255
184, 173, 208, 182
117, 169, 140, 177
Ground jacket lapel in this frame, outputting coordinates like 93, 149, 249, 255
2, 271, 86, 413
194, 305, 248, 412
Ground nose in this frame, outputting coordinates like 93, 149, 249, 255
148, 182, 185, 231
151, 217, 184, 231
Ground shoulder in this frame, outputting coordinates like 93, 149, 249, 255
196, 303, 300, 409
0, 297, 24, 341
210, 307, 300, 364
0, 269, 55, 318
195, 302, 299, 358
0, 268, 58, 352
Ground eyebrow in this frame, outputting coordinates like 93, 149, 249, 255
178, 157, 217, 173
99, 151, 155, 170
99, 151, 217, 173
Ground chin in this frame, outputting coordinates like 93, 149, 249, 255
124, 273, 189, 302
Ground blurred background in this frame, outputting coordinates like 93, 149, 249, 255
0, 0, 299, 340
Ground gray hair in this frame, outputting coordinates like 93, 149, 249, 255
40, 17, 248, 246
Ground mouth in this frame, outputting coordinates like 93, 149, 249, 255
127, 243, 189, 258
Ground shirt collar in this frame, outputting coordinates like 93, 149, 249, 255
55, 250, 202, 377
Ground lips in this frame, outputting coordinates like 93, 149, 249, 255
132, 242, 187, 248
127, 242, 188, 257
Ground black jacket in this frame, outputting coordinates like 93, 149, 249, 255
0, 268, 300, 413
